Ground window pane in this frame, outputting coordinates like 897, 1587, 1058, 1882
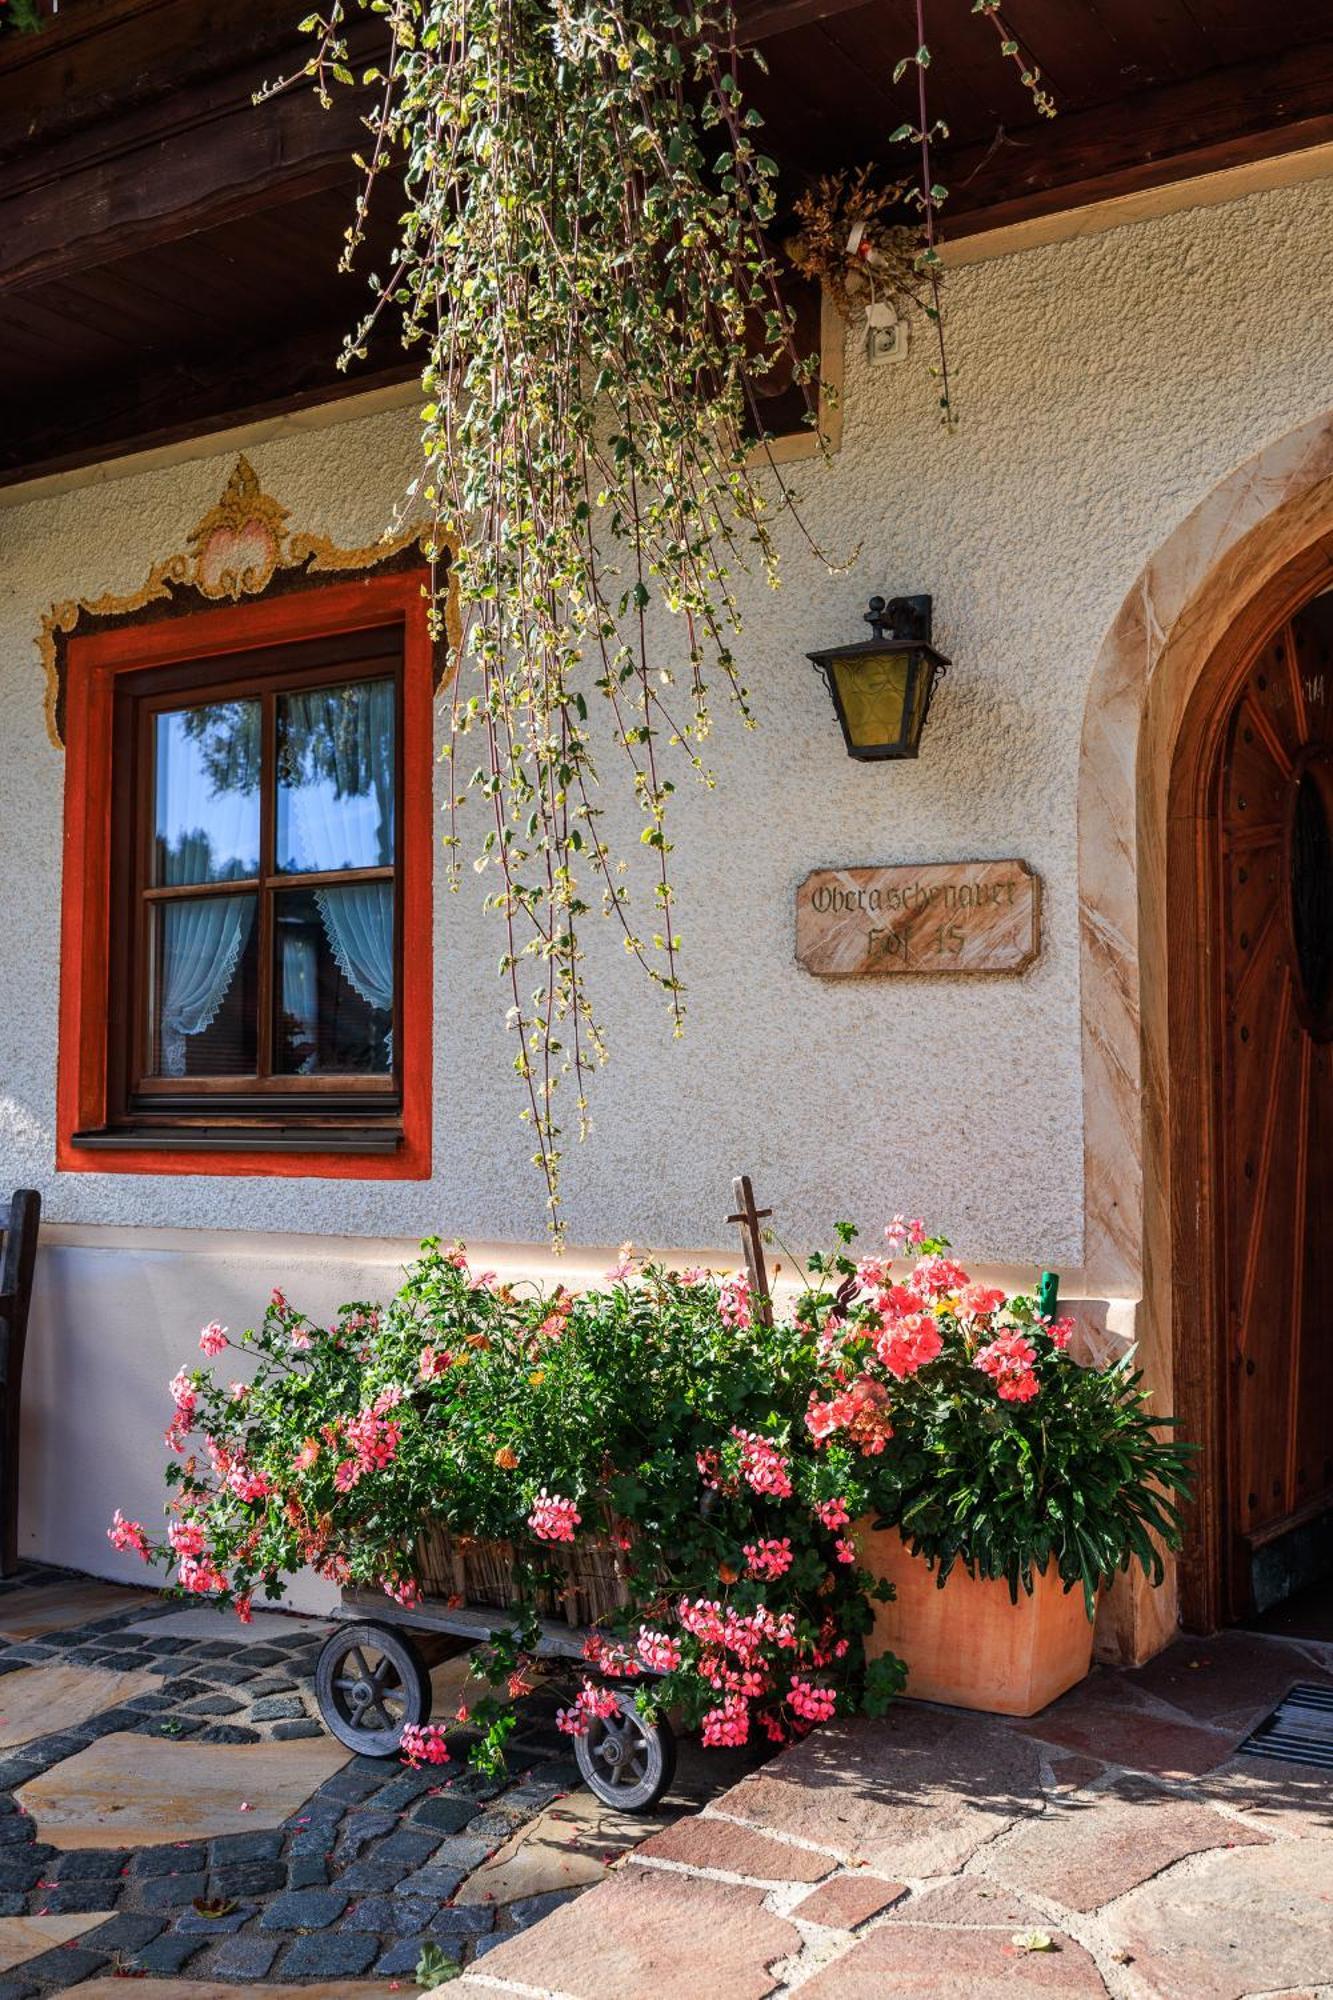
274, 884, 393, 1075
154, 702, 261, 885
150, 893, 258, 1077
276, 678, 395, 874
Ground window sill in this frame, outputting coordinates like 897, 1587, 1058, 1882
70, 1127, 403, 1155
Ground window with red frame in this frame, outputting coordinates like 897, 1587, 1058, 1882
59, 580, 430, 1168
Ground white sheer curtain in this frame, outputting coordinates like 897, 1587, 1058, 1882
159, 896, 254, 1077
282, 679, 395, 1063
314, 884, 394, 1057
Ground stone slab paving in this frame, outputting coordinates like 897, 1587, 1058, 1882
0, 1589, 155, 1646
0, 1923, 102, 1975
0, 1565, 768, 1995
458, 1869, 803, 2000
72, 1982, 404, 1998
0, 1668, 162, 1751
15, 1735, 349, 1849
455, 1627, 1333, 2000
454, 1787, 666, 1906
2, 1565, 1328, 1999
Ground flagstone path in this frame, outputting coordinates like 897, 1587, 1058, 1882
452, 1627, 1333, 2000
2, 1568, 1330, 1998
0, 1565, 762, 1996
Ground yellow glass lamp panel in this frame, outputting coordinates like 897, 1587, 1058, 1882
831, 648, 912, 750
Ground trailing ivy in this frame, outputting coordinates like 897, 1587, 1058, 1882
274, 2, 1057, 1229
282, 0, 833, 1230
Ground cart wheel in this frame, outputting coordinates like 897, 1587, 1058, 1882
575, 1690, 675, 1811
315, 1621, 431, 1757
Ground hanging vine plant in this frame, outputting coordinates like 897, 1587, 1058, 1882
280, 0, 1054, 1232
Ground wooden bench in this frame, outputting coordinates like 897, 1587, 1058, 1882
0, 1192, 40, 1578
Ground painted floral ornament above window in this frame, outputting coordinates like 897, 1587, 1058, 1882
186, 457, 292, 600
36, 455, 456, 749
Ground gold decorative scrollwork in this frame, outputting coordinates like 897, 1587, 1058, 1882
39, 455, 457, 749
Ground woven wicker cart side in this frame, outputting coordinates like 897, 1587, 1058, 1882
417, 1523, 631, 1626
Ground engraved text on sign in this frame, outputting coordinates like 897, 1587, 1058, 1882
796, 861, 1040, 977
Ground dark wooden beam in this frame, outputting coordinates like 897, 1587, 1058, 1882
943, 34, 1333, 239
0, 0, 306, 162
0, 14, 386, 294
0, 314, 416, 488
737, 0, 873, 39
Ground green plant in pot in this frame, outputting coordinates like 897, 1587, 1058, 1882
798, 1220, 1194, 1715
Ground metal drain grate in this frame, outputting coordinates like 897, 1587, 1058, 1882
1237, 1681, 1333, 1769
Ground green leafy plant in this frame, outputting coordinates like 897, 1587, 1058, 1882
112, 1243, 903, 1766
111, 1216, 1190, 1754
277, 0, 837, 1228
0, 0, 44, 37
415, 1942, 459, 1985
798, 1221, 1194, 1615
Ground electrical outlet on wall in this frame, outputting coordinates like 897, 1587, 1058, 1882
865, 302, 908, 366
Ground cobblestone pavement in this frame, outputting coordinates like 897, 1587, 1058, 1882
453, 1626, 1333, 2000
0, 1567, 763, 1996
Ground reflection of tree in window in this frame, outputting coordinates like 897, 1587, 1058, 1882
156, 701, 260, 885
277, 682, 394, 873
178, 702, 262, 797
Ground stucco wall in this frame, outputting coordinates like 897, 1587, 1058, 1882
2, 173, 1333, 1580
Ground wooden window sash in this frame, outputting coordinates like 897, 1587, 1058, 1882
116, 634, 404, 1123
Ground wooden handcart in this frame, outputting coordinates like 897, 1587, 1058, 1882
313, 1526, 676, 1811
313, 1175, 777, 1812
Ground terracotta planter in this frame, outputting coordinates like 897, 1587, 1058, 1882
856, 1523, 1096, 1717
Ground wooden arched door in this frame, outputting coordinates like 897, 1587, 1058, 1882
1215, 589, 1333, 1617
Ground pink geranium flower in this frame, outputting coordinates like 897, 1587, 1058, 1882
975, 1330, 1041, 1403
719, 1273, 752, 1331
743, 1537, 794, 1582
178, 1554, 227, 1596
788, 1676, 837, 1724
556, 1680, 619, 1736
107, 1510, 151, 1560
958, 1283, 1007, 1318
911, 1254, 971, 1298
399, 1723, 451, 1768
198, 1321, 228, 1357
731, 1428, 792, 1498
884, 1215, 926, 1255
168, 1520, 206, 1559
701, 1693, 750, 1747
874, 1312, 943, 1380
636, 1627, 682, 1673
528, 1490, 581, 1543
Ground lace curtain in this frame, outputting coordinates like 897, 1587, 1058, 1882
159, 896, 254, 1077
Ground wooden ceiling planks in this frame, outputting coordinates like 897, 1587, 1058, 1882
4, 0, 1333, 484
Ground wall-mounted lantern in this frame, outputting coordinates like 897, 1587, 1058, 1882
808, 595, 949, 761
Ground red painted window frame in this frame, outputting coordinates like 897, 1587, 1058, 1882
57, 571, 434, 1180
